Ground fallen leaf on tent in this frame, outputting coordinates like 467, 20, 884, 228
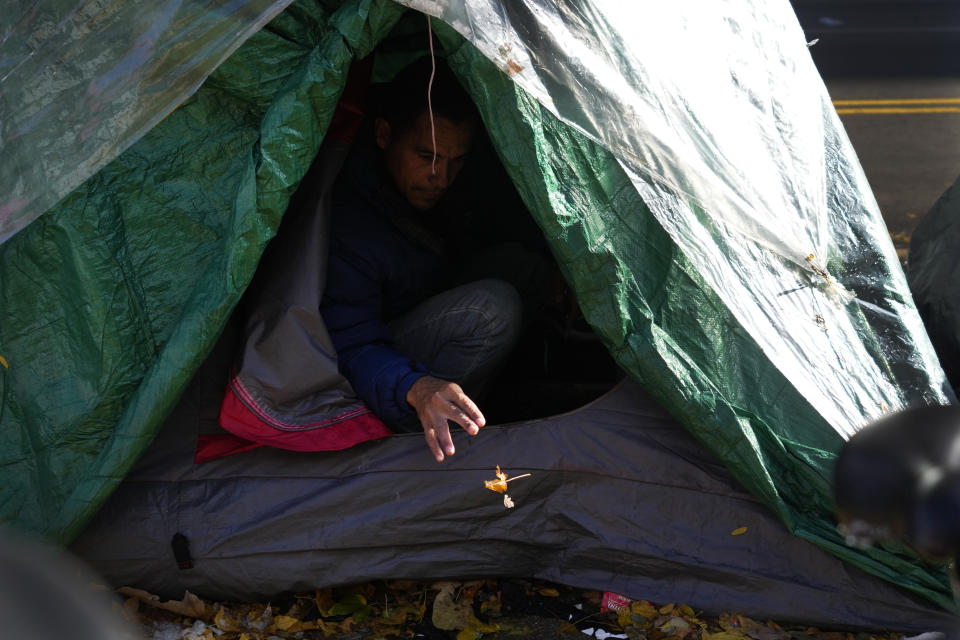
731, 526, 748, 536
484, 465, 531, 506
484, 465, 509, 493
537, 587, 560, 597
117, 587, 208, 618
0, 354, 8, 368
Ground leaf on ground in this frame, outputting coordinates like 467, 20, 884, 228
117, 587, 208, 618
213, 606, 244, 632
660, 615, 696, 639
537, 587, 560, 597
705, 629, 752, 640
479, 594, 501, 617
328, 593, 373, 621
736, 616, 790, 640
432, 582, 475, 631
731, 527, 748, 536
631, 601, 659, 618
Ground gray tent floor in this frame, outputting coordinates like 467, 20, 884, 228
72, 365, 957, 634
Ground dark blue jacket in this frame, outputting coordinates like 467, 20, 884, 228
320, 146, 455, 428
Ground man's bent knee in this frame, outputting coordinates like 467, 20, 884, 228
462, 278, 522, 349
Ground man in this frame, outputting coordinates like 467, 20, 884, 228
319, 58, 523, 462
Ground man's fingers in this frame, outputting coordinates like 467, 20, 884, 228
423, 427, 445, 463
435, 419, 456, 457
447, 403, 481, 435
445, 387, 485, 429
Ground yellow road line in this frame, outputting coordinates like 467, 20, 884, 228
832, 98, 960, 106
836, 106, 960, 114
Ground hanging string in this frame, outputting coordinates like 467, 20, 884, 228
426, 14, 438, 174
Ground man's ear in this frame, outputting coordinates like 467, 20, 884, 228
374, 118, 391, 150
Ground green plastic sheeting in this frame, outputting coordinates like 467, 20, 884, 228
0, 0, 954, 611
0, 0, 405, 543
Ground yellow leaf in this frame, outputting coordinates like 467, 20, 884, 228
731, 527, 748, 536
457, 630, 479, 640
483, 465, 509, 493
630, 600, 658, 618
274, 615, 300, 631
483, 465, 531, 494
213, 607, 243, 632
0, 354, 8, 368
660, 615, 692, 636
678, 604, 696, 618
537, 587, 560, 597
659, 603, 675, 614
707, 632, 751, 640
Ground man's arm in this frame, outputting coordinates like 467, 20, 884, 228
321, 205, 484, 460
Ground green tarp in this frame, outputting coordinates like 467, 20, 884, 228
0, 0, 954, 610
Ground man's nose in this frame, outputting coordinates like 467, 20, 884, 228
429, 161, 450, 187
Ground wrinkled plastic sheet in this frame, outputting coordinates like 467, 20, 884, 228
399, 0, 951, 434
0, 0, 294, 245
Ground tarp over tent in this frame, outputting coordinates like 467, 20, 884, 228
909, 173, 960, 393
1, 0, 956, 622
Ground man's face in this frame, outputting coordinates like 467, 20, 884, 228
376, 111, 474, 211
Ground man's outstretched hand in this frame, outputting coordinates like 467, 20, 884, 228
406, 375, 485, 462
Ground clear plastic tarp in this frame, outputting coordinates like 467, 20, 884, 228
0, 0, 294, 245
399, 0, 953, 436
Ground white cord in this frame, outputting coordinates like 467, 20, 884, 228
426, 15, 438, 174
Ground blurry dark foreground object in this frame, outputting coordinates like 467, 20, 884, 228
0, 527, 140, 640
835, 405, 960, 560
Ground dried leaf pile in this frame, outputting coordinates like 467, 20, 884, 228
119, 578, 908, 640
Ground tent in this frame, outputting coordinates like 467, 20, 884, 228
909, 173, 960, 394
2, 0, 957, 631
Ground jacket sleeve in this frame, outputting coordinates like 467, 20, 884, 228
320, 206, 427, 428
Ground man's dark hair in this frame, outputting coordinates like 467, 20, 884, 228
376, 56, 479, 134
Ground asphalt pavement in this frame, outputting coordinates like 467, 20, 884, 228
823, 74, 960, 261
794, 0, 960, 262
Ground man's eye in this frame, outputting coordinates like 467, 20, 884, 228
418, 152, 434, 160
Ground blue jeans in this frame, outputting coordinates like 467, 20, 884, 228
388, 279, 522, 431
